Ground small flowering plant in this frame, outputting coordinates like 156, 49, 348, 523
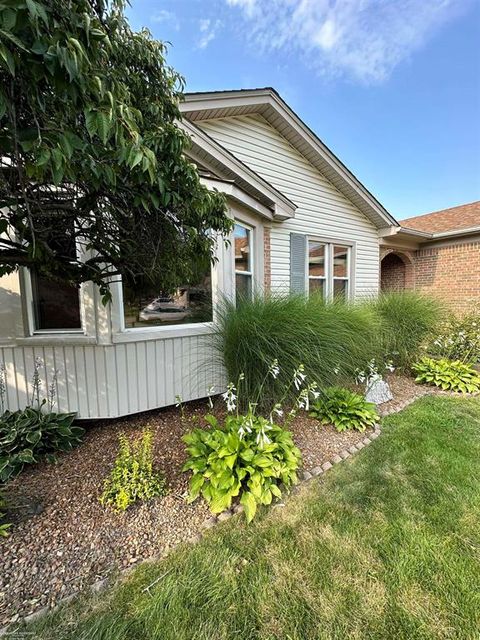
182, 362, 317, 522
0, 358, 82, 482
426, 311, 480, 364
355, 358, 395, 394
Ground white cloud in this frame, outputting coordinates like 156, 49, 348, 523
226, 0, 258, 17
197, 18, 223, 49
151, 9, 180, 31
224, 0, 467, 83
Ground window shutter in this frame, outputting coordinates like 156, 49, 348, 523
290, 233, 307, 295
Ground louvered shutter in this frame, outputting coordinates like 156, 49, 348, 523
290, 233, 307, 295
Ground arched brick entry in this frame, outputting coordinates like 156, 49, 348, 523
380, 250, 414, 291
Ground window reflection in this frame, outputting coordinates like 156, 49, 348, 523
123, 270, 213, 328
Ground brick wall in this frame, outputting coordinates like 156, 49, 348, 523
414, 241, 480, 312
264, 226, 271, 291
380, 253, 406, 291
380, 240, 480, 313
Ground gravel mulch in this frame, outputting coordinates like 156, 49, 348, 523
0, 374, 430, 626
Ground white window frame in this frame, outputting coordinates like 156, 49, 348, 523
332, 244, 351, 299
233, 220, 254, 302
307, 240, 328, 298
22, 268, 85, 336
21, 229, 90, 337
306, 238, 354, 301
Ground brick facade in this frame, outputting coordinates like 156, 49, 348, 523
380, 240, 480, 313
380, 253, 406, 291
414, 241, 480, 312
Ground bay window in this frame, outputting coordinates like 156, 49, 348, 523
122, 260, 213, 329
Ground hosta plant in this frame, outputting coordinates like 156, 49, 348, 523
0, 358, 81, 482
100, 429, 167, 512
0, 407, 82, 482
412, 357, 480, 393
309, 387, 379, 432
182, 363, 314, 522
183, 413, 301, 523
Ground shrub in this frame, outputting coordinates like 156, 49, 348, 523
100, 430, 167, 511
412, 357, 480, 394
212, 294, 382, 411
427, 310, 480, 364
309, 387, 379, 432
0, 407, 82, 482
0, 359, 81, 482
367, 291, 443, 369
183, 413, 301, 523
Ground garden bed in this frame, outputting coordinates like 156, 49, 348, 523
0, 374, 436, 625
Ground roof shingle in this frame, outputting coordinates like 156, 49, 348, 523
401, 201, 480, 233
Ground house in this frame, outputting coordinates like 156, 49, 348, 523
380, 200, 480, 312
0, 87, 399, 419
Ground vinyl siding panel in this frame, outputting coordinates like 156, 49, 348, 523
200, 114, 380, 296
0, 334, 223, 419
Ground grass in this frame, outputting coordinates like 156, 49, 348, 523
27, 396, 480, 640
212, 294, 383, 410
366, 291, 444, 369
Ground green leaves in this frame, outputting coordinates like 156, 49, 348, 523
310, 387, 379, 432
182, 413, 301, 523
0, 407, 82, 482
100, 430, 167, 512
412, 357, 480, 394
0, 489, 11, 538
240, 491, 257, 523
1, 0, 230, 299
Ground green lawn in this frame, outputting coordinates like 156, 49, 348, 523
29, 396, 480, 640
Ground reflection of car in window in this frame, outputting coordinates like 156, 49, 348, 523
139, 296, 190, 323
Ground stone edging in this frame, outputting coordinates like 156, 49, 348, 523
1, 387, 477, 635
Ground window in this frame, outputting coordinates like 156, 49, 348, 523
31, 272, 81, 330
308, 241, 326, 298
332, 245, 350, 299
234, 223, 253, 304
122, 261, 213, 329
307, 241, 351, 300
29, 223, 82, 331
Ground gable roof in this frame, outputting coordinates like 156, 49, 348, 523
179, 119, 296, 221
180, 88, 398, 230
401, 201, 480, 233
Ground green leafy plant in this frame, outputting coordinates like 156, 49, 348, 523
0, 407, 82, 482
183, 413, 301, 523
427, 309, 480, 364
213, 294, 383, 412
182, 364, 314, 522
0, 489, 11, 537
412, 357, 480, 393
366, 291, 443, 369
0, 359, 81, 482
309, 387, 379, 432
100, 429, 166, 511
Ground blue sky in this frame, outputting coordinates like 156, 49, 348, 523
127, 0, 480, 221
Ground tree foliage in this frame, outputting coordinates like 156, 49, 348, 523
0, 0, 230, 299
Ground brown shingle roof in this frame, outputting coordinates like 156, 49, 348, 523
401, 201, 480, 233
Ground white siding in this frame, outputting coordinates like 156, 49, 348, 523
0, 336, 223, 419
200, 114, 380, 296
